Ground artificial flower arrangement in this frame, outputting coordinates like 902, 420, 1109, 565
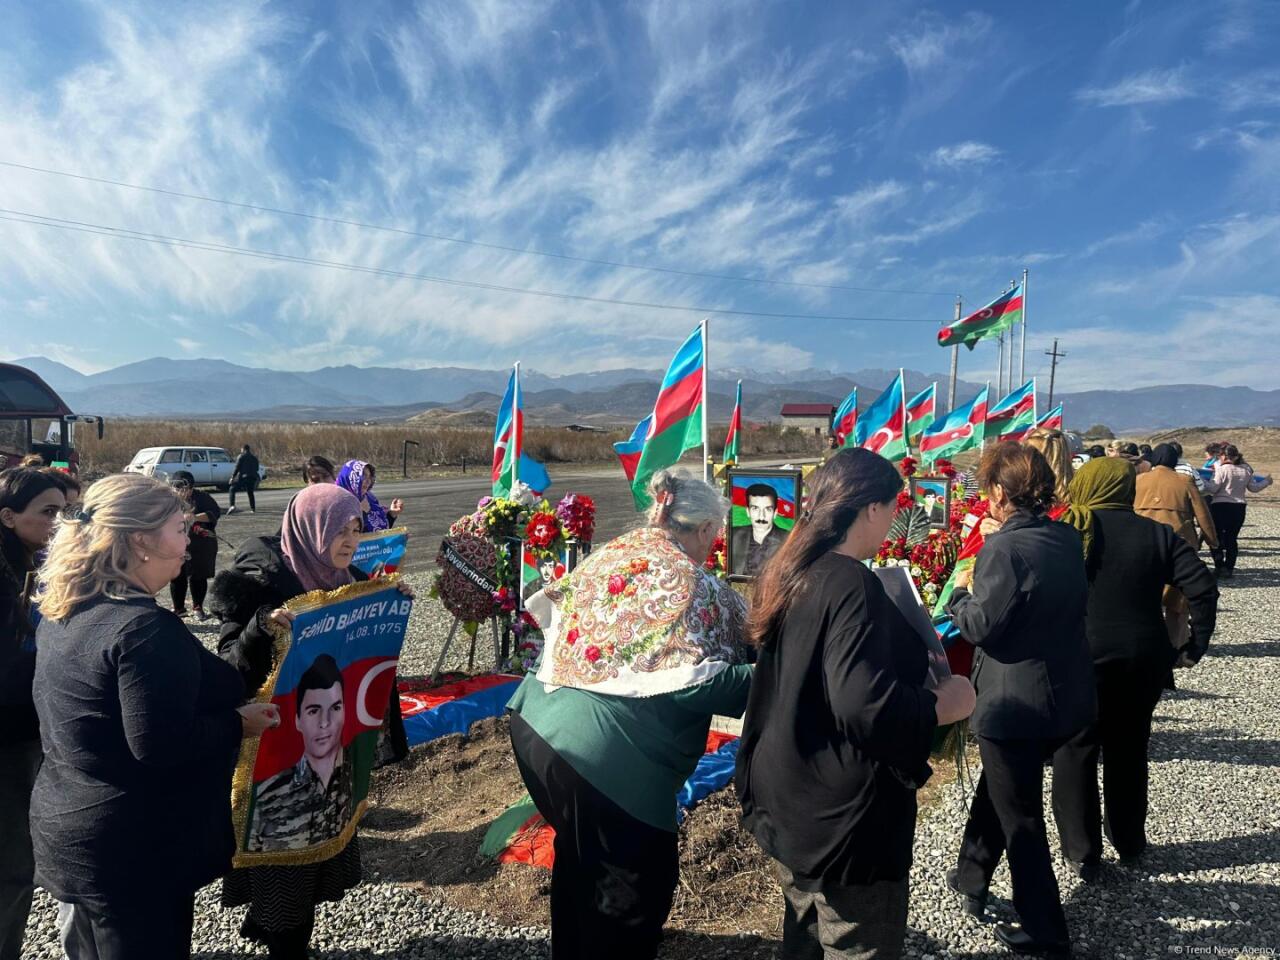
433, 487, 597, 674
869, 457, 981, 605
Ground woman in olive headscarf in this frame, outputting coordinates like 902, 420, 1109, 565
1051, 458, 1218, 880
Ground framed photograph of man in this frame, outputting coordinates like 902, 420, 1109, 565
726, 468, 802, 582
911, 476, 951, 529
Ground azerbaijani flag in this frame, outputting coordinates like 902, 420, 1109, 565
492, 369, 521, 497
492, 369, 551, 497
629, 327, 705, 510
1036, 404, 1064, 431
730, 474, 796, 532
853, 372, 908, 461
833, 388, 858, 447
906, 383, 937, 445
613, 415, 652, 483
938, 283, 1024, 350
920, 385, 989, 464
723, 381, 742, 466
986, 379, 1036, 443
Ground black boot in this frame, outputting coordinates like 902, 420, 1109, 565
994, 922, 1071, 956
947, 867, 988, 918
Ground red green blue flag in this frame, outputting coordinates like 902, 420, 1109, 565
492, 369, 521, 497
629, 326, 705, 509
833, 388, 858, 447
986, 379, 1037, 442
613, 414, 652, 483
920, 385, 989, 464
730, 473, 796, 532
1036, 404, 1064, 431
938, 283, 1024, 350
723, 381, 742, 465
905, 383, 937, 444
854, 372, 908, 461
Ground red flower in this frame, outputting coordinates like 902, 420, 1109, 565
607, 574, 627, 595
584, 645, 602, 663
896, 490, 914, 511
566, 628, 580, 645
899, 456, 918, 478
525, 512, 561, 549
935, 458, 957, 478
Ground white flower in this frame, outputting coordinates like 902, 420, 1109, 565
910, 565, 923, 579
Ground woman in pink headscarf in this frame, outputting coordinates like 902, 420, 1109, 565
209, 485, 411, 959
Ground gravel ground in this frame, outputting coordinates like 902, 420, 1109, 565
21, 508, 1280, 958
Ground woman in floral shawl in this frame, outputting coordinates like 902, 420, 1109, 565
508, 469, 753, 960
335, 460, 402, 533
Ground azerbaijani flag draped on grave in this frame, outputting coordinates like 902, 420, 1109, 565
919, 385, 989, 464
986, 379, 1036, 443
906, 383, 937, 445
1036, 404, 1064, 431
723, 381, 742, 466
833, 388, 858, 447
938, 283, 1024, 350
853, 372, 908, 461
628, 327, 705, 509
613, 415, 652, 483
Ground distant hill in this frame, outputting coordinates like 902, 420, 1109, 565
7, 355, 1278, 432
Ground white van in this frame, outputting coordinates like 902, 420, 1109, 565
124, 446, 267, 489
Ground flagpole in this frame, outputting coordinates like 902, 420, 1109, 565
1019, 268, 1029, 384
948, 295, 961, 413
995, 333, 1004, 396
701, 318, 710, 483
512, 361, 521, 492
981, 381, 990, 453
899, 368, 908, 455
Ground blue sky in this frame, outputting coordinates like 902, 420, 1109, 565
1, 0, 1278, 390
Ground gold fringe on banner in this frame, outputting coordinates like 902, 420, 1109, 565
229, 574, 402, 868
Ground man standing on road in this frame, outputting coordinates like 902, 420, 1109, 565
228, 444, 259, 514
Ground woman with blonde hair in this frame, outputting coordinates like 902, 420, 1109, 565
29, 473, 279, 959
1024, 427, 1074, 506
508, 469, 754, 960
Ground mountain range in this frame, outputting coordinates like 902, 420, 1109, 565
11, 356, 1280, 433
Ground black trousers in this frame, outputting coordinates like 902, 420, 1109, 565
509, 711, 679, 960
229, 478, 256, 510
1052, 658, 1166, 865
1209, 502, 1246, 570
59, 897, 195, 960
168, 572, 208, 611
955, 735, 1069, 945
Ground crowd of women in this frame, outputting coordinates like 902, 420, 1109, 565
0, 454, 409, 960
0, 425, 1251, 959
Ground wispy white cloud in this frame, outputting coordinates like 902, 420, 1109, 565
928, 142, 1001, 169
888, 12, 992, 74
1076, 67, 1193, 107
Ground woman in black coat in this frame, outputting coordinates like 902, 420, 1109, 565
1053, 457, 1217, 875
167, 470, 221, 620
28, 474, 278, 959
208, 484, 408, 960
0, 468, 65, 960
738, 450, 976, 959
946, 444, 1096, 957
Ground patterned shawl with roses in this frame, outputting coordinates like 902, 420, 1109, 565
527, 525, 750, 698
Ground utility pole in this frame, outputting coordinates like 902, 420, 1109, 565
1044, 339, 1067, 409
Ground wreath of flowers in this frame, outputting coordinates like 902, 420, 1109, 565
433, 490, 598, 674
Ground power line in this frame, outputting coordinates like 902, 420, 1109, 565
0, 158, 958, 299
0, 208, 942, 325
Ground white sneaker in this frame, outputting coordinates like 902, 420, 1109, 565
226, 506, 237, 515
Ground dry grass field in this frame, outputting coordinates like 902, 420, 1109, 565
73, 419, 827, 480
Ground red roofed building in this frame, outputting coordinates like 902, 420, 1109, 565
780, 402, 836, 436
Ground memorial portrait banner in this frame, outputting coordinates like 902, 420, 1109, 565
231, 578, 412, 867
352, 528, 410, 577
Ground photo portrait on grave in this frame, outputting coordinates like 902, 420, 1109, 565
726, 469, 800, 580
912, 476, 952, 528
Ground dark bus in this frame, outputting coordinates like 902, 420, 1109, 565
0, 362, 104, 473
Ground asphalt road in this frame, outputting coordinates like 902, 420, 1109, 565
209, 469, 644, 576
